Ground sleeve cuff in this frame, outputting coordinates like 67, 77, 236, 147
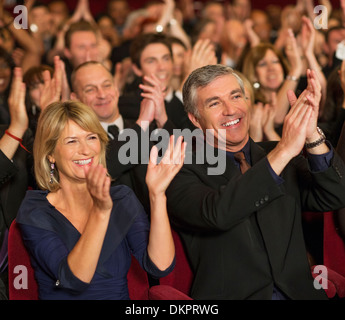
307, 141, 334, 172
56, 256, 90, 294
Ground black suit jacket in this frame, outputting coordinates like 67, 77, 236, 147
0, 126, 34, 248
106, 117, 176, 214
166, 138, 345, 299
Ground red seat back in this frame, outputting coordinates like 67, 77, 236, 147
323, 211, 345, 278
159, 229, 193, 295
8, 220, 38, 300
127, 255, 149, 300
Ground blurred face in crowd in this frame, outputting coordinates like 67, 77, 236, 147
0, 29, 14, 53
108, 0, 130, 26
171, 42, 187, 77
29, 80, 44, 107
197, 20, 218, 45
64, 31, 99, 68
255, 49, 284, 92
72, 63, 120, 124
203, 3, 225, 43
48, 1, 69, 30
327, 29, 345, 58
0, 58, 11, 94
134, 43, 173, 90
29, 5, 54, 36
251, 10, 272, 43
232, 0, 251, 21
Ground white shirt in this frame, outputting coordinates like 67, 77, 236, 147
101, 115, 124, 139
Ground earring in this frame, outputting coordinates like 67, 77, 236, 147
50, 162, 55, 184
253, 81, 260, 89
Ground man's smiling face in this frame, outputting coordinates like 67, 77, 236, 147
189, 74, 250, 152
73, 64, 120, 124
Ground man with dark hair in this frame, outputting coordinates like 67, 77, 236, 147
119, 33, 194, 130
63, 20, 100, 88
322, 26, 345, 79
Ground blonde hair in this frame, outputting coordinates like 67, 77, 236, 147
34, 100, 109, 191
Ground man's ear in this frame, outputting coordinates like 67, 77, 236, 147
63, 47, 72, 60
188, 112, 201, 130
132, 63, 143, 77
70, 92, 79, 101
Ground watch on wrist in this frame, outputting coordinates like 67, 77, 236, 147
305, 127, 326, 149
286, 75, 299, 82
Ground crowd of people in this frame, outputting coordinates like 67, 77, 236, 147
1, 0, 345, 300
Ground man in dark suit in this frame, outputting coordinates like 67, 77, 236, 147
166, 64, 345, 299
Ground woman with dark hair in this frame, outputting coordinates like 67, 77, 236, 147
240, 39, 302, 128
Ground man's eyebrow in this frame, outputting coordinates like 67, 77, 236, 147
143, 56, 157, 62
204, 96, 219, 106
83, 79, 112, 88
204, 88, 243, 105
230, 88, 243, 95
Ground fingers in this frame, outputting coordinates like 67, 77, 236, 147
190, 39, 216, 68
149, 145, 159, 167
139, 74, 166, 99
85, 164, 110, 198
287, 89, 298, 107
161, 135, 186, 166
9, 67, 24, 101
53, 56, 63, 98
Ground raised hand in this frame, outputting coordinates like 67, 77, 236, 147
300, 16, 315, 57
139, 74, 168, 128
187, 39, 217, 73
84, 164, 112, 213
0, 67, 29, 159
146, 135, 186, 197
278, 69, 319, 157
7, 67, 28, 137
262, 92, 281, 141
39, 55, 62, 110
287, 69, 321, 139
284, 28, 303, 79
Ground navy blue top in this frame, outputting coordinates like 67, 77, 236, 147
16, 185, 175, 300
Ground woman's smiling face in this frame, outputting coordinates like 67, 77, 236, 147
255, 49, 284, 91
49, 120, 101, 185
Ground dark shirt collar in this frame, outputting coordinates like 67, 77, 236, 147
226, 139, 251, 165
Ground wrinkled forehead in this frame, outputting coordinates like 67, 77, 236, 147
196, 74, 243, 103
74, 64, 113, 87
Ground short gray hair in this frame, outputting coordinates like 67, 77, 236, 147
182, 64, 245, 118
